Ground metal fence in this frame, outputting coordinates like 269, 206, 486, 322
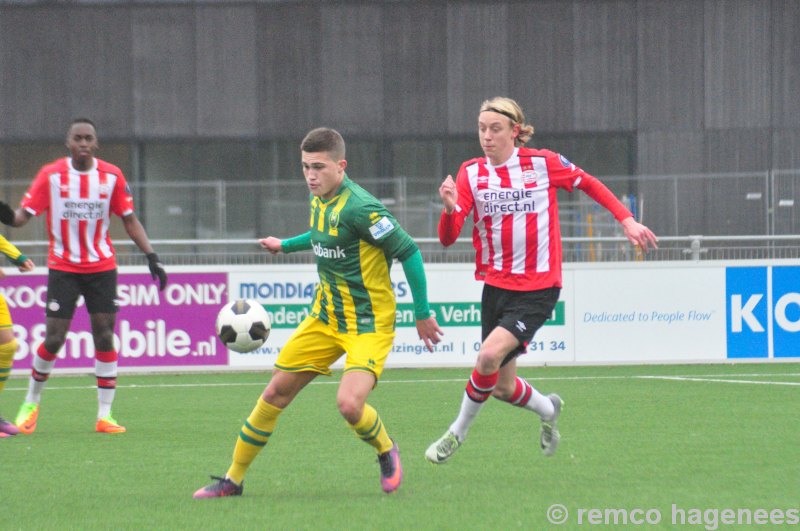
132, 169, 796, 240
3, 169, 799, 260
10, 235, 800, 268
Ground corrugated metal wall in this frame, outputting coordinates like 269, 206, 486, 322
0, 0, 798, 173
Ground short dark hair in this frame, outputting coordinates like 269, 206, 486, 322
71, 117, 96, 128
67, 117, 97, 137
301, 127, 345, 160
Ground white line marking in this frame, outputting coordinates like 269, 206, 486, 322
2, 372, 799, 392
640, 376, 800, 386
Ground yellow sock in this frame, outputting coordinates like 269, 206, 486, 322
0, 339, 17, 394
349, 403, 393, 454
226, 397, 282, 485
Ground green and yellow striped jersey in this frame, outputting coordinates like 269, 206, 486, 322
0, 235, 25, 265
307, 175, 417, 334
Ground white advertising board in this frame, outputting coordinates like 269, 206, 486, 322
10, 259, 796, 375
224, 259, 800, 368
572, 265, 727, 363
225, 263, 572, 369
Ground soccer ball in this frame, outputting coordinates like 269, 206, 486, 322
216, 299, 272, 353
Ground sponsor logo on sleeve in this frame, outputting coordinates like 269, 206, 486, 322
559, 154, 577, 171
369, 216, 395, 239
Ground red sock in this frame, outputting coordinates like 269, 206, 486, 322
465, 369, 498, 403
506, 376, 533, 406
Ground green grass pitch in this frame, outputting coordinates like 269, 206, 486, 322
2, 363, 799, 530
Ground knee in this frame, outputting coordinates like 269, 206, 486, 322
262, 386, 288, 408
336, 396, 362, 425
476, 348, 504, 373
261, 381, 299, 410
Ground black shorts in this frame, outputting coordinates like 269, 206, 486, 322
46, 269, 119, 319
481, 284, 560, 365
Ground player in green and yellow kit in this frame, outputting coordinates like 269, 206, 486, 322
0, 228, 35, 438
194, 128, 443, 498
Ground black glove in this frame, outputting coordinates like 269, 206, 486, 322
146, 253, 168, 291
0, 200, 15, 226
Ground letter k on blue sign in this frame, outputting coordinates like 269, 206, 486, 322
726, 266, 800, 358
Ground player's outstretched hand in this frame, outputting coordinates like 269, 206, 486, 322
146, 252, 168, 291
439, 175, 458, 214
0, 200, 15, 226
18, 258, 34, 273
621, 217, 658, 252
416, 316, 444, 352
259, 237, 283, 254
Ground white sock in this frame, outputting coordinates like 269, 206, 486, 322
97, 388, 115, 419
448, 392, 488, 442
525, 388, 555, 420
25, 377, 47, 404
25, 354, 56, 404
95, 355, 118, 420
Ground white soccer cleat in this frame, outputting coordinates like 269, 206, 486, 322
425, 431, 461, 464
540, 393, 562, 457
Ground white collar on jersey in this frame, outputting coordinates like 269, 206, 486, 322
485, 147, 519, 169
67, 157, 98, 172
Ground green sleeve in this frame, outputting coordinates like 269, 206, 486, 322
400, 249, 432, 320
0, 235, 26, 265
281, 232, 312, 253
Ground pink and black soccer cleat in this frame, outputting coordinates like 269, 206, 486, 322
0, 416, 20, 438
193, 476, 243, 499
378, 440, 403, 493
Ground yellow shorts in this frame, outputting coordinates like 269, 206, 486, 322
0, 295, 11, 330
275, 316, 395, 379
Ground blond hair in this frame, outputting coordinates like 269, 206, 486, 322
479, 97, 534, 146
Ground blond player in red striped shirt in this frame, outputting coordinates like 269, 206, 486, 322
425, 97, 657, 464
0, 118, 167, 435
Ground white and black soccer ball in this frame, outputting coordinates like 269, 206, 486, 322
215, 299, 272, 353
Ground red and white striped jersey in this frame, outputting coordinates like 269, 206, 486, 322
439, 147, 632, 291
21, 157, 134, 273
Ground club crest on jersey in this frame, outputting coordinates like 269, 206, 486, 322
98, 183, 111, 198
369, 216, 395, 240
521, 170, 537, 186
329, 211, 339, 229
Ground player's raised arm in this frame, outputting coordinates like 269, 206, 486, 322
262, 231, 312, 254
439, 175, 458, 214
